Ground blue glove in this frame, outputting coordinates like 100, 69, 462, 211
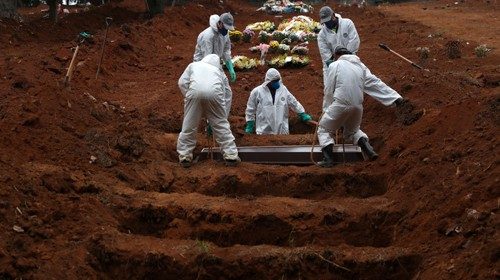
206, 123, 213, 136
325, 59, 334, 67
225, 59, 236, 82
298, 112, 312, 122
244, 121, 255, 134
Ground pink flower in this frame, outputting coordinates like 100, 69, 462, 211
259, 43, 270, 53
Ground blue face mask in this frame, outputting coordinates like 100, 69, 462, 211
219, 26, 228, 36
269, 80, 280, 90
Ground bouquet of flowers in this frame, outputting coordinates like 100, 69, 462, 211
289, 55, 310, 67
278, 44, 290, 54
268, 55, 287, 68
291, 44, 309, 55
259, 31, 271, 43
268, 55, 310, 68
257, 0, 313, 15
245, 21, 276, 32
229, 30, 243, 43
271, 31, 288, 43
242, 29, 255, 43
232, 56, 259, 70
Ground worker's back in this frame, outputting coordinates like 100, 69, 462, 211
330, 54, 365, 106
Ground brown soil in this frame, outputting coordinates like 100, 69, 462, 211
0, 0, 499, 279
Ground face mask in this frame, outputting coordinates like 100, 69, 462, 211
218, 26, 228, 36
269, 80, 280, 90
324, 18, 337, 30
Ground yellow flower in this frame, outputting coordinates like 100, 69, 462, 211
270, 40, 279, 48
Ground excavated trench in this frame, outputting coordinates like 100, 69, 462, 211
118, 204, 401, 248
103, 158, 406, 277
88, 233, 422, 280
143, 170, 388, 199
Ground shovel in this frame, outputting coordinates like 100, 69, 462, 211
96, 17, 113, 79
378, 43, 425, 70
64, 32, 91, 87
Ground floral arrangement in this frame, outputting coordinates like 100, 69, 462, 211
242, 29, 255, 43
271, 31, 288, 43
278, 44, 290, 54
268, 55, 287, 68
269, 41, 290, 54
257, 0, 313, 15
268, 55, 309, 68
229, 30, 243, 43
277, 16, 320, 33
231, 56, 260, 70
276, 16, 320, 42
269, 40, 280, 49
281, 38, 292, 45
291, 45, 309, 55
245, 21, 276, 32
259, 31, 271, 43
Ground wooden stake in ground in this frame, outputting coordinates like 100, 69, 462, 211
64, 36, 87, 87
64, 32, 91, 87
96, 17, 113, 79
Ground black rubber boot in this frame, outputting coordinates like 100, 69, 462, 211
357, 137, 378, 161
318, 144, 335, 167
180, 159, 191, 168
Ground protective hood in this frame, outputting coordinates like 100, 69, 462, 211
209, 14, 220, 31
263, 68, 281, 85
201, 54, 221, 69
337, 54, 361, 66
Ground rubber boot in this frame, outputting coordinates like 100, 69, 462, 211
318, 144, 335, 167
357, 137, 378, 161
180, 159, 191, 168
224, 155, 241, 167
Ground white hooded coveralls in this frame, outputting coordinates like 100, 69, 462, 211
177, 54, 238, 162
245, 68, 306, 135
193, 15, 232, 62
318, 16, 402, 106
317, 15, 360, 83
318, 54, 372, 148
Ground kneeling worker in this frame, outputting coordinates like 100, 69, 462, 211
318, 46, 381, 167
244, 68, 316, 135
177, 54, 240, 168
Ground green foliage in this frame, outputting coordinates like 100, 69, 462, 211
474, 44, 491, 58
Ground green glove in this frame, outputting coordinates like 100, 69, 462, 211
298, 112, 312, 122
206, 123, 213, 136
325, 59, 334, 67
225, 59, 236, 82
244, 121, 255, 134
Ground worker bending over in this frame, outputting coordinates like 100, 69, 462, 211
317, 6, 409, 108
318, 46, 386, 167
244, 68, 315, 135
177, 54, 240, 168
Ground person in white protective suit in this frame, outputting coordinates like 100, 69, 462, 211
177, 54, 240, 168
193, 13, 237, 83
317, 46, 382, 167
244, 68, 316, 135
317, 6, 410, 108
317, 6, 359, 86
